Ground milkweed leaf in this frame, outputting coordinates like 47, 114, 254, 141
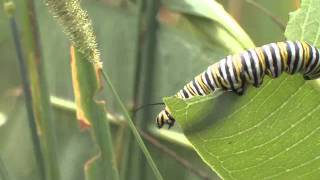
164, 0, 320, 179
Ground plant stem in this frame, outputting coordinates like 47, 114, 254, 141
22, 1, 60, 179
101, 70, 163, 180
5, 7, 46, 180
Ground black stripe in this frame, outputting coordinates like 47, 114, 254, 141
262, 47, 271, 75
199, 76, 210, 94
182, 89, 189, 98
285, 41, 292, 73
204, 71, 215, 91
308, 48, 319, 74
248, 50, 259, 86
187, 84, 196, 96
231, 56, 241, 86
164, 110, 174, 121
240, 53, 249, 81
292, 42, 300, 73
192, 80, 202, 95
269, 44, 279, 77
225, 57, 235, 91
185, 82, 197, 97
160, 114, 165, 124
217, 66, 227, 89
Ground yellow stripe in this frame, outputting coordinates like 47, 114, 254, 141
176, 92, 183, 98
211, 64, 229, 88
301, 41, 310, 69
186, 84, 196, 96
254, 47, 266, 72
196, 75, 210, 94
217, 72, 229, 88
210, 65, 221, 88
277, 42, 288, 70
232, 54, 242, 83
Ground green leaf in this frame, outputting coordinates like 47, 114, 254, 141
161, 0, 255, 52
70, 46, 119, 180
164, 0, 320, 179
20, 1, 60, 179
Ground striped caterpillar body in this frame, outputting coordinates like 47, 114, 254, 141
156, 41, 320, 129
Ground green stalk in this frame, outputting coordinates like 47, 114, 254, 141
21, 1, 60, 179
3, 1, 46, 179
120, 0, 146, 179
136, 0, 160, 178
102, 71, 163, 180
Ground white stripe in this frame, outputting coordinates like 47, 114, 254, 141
242, 51, 255, 83
220, 58, 230, 87
188, 81, 199, 95
263, 45, 276, 77
201, 72, 214, 92
271, 43, 282, 76
184, 86, 192, 98
178, 90, 185, 99
226, 56, 238, 88
249, 49, 261, 84
207, 66, 217, 88
305, 46, 316, 75
194, 79, 205, 95
288, 41, 296, 74
296, 41, 304, 73
312, 49, 320, 75
201, 72, 209, 89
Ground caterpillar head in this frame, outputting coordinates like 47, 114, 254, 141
156, 108, 175, 129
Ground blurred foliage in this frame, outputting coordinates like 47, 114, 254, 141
0, 0, 306, 180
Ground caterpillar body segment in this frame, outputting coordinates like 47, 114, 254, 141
156, 41, 320, 129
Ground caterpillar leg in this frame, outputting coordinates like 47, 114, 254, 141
166, 119, 175, 129
303, 74, 319, 80
303, 75, 311, 80
233, 71, 247, 96
233, 83, 247, 96
234, 87, 245, 96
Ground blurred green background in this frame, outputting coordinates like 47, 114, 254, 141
0, 0, 297, 180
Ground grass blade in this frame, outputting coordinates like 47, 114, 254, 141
4, 1, 46, 179
70, 46, 119, 180
102, 71, 164, 180
20, 1, 60, 179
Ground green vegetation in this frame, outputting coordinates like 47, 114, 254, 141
1, 0, 319, 180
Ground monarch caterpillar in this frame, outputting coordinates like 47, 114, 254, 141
156, 41, 320, 129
